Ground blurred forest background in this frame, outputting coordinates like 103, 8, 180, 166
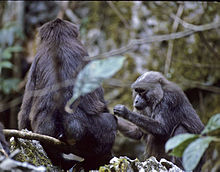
0, 0, 220, 167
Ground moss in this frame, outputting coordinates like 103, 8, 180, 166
10, 137, 63, 172
77, 1, 133, 47
98, 156, 180, 171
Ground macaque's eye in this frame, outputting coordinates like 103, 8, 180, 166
135, 88, 145, 94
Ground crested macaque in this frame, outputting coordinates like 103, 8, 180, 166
0, 123, 10, 156
114, 71, 204, 171
18, 18, 117, 171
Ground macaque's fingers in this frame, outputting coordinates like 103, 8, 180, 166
113, 104, 128, 117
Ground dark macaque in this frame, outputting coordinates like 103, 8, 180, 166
114, 71, 204, 171
18, 18, 117, 171
0, 123, 10, 156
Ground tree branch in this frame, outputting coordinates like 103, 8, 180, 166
107, 1, 130, 29
164, 4, 184, 75
0, 97, 22, 113
180, 77, 220, 94
170, 13, 220, 31
4, 129, 77, 153
198, 32, 220, 58
2, 19, 219, 113
173, 59, 220, 69
170, 13, 220, 58
91, 20, 220, 60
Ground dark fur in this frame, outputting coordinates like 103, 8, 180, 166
114, 71, 204, 171
0, 123, 10, 155
18, 18, 117, 171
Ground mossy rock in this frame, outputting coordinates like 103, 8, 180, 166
9, 136, 63, 172
98, 156, 183, 172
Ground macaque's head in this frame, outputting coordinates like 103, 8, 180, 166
131, 71, 167, 112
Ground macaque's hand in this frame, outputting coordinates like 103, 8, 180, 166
113, 104, 129, 118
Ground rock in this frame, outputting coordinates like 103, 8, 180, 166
97, 156, 183, 172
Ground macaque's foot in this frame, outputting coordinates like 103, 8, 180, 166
113, 104, 129, 118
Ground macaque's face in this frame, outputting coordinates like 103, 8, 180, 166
132, 71, 164, 111
133, 89, 148, 110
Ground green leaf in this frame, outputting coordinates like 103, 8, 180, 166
2, 50, 12, 59
73, 56, 125, 100
183, 136, 214, 171
66, 56, 125, 112
165, 133, 198, 157
0, 61, 13, 69
1, 78, 20, 94
7, 45, 23, 52
2, 46, 23, 59
202, 113, 220, 134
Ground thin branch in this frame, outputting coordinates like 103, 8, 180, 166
91, 20, 220, 60
170, 13, 220, 31
4, 129, 78, 154
64, 2, 80, 24
0, 97, 22, 112
173, 59, 220, 69
65, 8, 80, 24
2, 20, 218, 113
107, 1, 130, 29
198, 32, 220, 58
164, 4, 184, 75
190, 84, 220, 94
170, 13, 220, 58
4, 129, 71, 146
57, 1, 69, 19
91, 29, 193, 59
103, 78, 132, 88
180, 77, 220, 94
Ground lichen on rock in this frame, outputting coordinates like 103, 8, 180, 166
98, 156, 183, 172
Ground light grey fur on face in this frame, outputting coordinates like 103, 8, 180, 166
132, 71, 165, 111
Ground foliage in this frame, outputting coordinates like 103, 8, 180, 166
73, 2, 220, 167
165, 113, 220, 171
165, 133, 199, 157
0, 1, 219, 171
74, 1, 220, 120
65, 56, 125, 112
0, 22, 23, 96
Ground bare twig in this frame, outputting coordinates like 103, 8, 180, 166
170, 13, 220, 31
190, 84, 220, 94
104, 78, 132, 88
0, 97, 22, 112
91, 20, 220, 60
198, 32, 220, 58
0, 77, 132, 113
180, 77, 220, 94
164, 4, 184, 75
107, 1, 130, 29
57, 1, 69, 19
170, 13, 220, 58
3, 129, 79, 154
173, 59, 220, 69
91, 29, 193, 60
2, 20, 218, 113
4, 129, 70, 146
65, 8, 80, 24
